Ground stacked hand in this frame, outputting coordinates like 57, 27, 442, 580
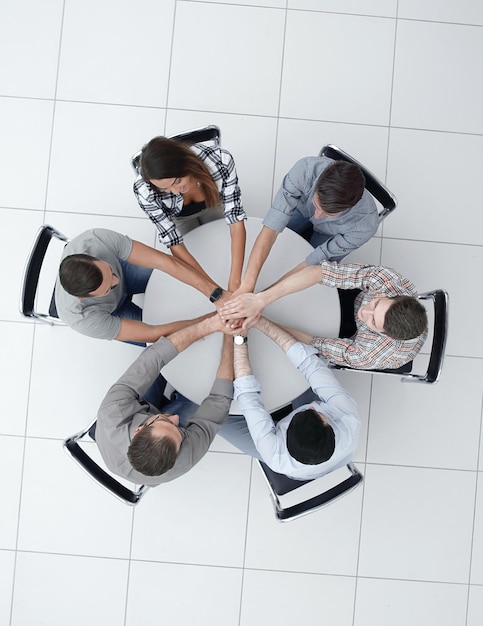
219, 292, 265, 331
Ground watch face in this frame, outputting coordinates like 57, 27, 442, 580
209, 287, 223, 302
234, 335, 246, 345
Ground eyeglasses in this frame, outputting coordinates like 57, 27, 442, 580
141, 414, 185, 438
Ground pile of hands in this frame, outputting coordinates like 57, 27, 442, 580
215, 290, 264, 333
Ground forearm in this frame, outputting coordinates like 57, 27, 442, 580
233, 343, 252, 378
269, 260, 307, 286
129, 240, 218, 298
168, 314, 219, 353
278, 323, 314, 345
228, 221, 246, 291
254, 317, 297, 353
115, 319, 177, 344
239, 226, 278, 292
260, 263, 322, 307
170, 242, 216, 285
220, 262, 321, 328
217, 334, 235, 381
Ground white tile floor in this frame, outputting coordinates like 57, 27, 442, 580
0, 1, 482, 625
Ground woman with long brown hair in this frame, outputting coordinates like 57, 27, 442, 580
133, 136, 246, 294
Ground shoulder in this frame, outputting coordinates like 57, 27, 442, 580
63, 228, 126, 255
191, 143, 235, 168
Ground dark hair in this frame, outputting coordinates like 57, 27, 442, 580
286, 408, 335, 465
383, 295, 428, 340
140, 136, 220, 208
127, 426, 178, 476
316, 161, 365, 214
59, 254, 103, 297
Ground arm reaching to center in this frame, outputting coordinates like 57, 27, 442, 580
220, 263, 322, 330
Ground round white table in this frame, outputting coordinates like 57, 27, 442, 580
143, 218, 340, 413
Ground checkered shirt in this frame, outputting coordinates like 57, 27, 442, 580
133, 143, 246, 247
311, 261, 428, 370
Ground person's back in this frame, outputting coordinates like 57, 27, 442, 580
232, 320, 360, 481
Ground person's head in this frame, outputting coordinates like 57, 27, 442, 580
127, 413, 184, 476
357, 294, 428, 340
139, 136, 219, 207
59, 254, 119, 298
313, 161, 365, 218
286, 407, 335, 465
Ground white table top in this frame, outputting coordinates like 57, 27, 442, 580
143, 218, 340, 414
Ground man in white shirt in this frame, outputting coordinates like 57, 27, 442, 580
232, 318, 360, 480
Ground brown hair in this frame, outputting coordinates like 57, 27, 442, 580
127, 425, 178, 476
140, 136, 220, 208
316, 161, 365, 214
384, 296, 428, 340
59, 254, 103, 297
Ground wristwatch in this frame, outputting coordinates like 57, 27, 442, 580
209, 286, 223, 303
233, 335, 247, 345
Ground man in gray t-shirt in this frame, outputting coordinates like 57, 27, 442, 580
234, 156, 378, 297
55, 228, 228, 344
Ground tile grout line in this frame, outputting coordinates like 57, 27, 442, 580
464, 389, 483, 626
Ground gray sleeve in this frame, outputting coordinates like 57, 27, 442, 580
98, 338, 178, 417
69, 309, 122, 340
148, 378, 234, 485
91, 228, 133, 260
181, 380, 233, 464
263, 158, 311, 232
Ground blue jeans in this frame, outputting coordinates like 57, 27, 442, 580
141, 373, 198, 427
218, 415, 262, 460
112, 260, 153, 347
286, 209, 331, 249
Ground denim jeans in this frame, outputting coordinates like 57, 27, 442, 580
286, 208, 331, 249
112, 260, 153, 347
141, 373, 198, 428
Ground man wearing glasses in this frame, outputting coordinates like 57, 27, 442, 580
95, 314, 234, 486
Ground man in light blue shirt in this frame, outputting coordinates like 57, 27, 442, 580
232, 317, 360, 480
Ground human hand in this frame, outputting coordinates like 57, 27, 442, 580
219, 293, 264, 327
213, 290, 244, 330
205, 309, 240, 335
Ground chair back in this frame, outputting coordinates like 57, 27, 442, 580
320, 144, 396, 221
258, 461, 363, 522
63, 420, 148, 506
20, 225, 69, 324
410, 289, 449, 384
332, 287, 449, 383
131, 125, 221, 175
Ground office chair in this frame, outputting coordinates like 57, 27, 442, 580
20, 224, 69, 324
131, 125, 221, 176
258, 461, 363, 522
320, 144, 397, 222
333, 288, 449, 384
63, 419, 148, 506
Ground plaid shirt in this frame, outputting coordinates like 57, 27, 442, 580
133, 143, 246, 247
311, 261, 428, 370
